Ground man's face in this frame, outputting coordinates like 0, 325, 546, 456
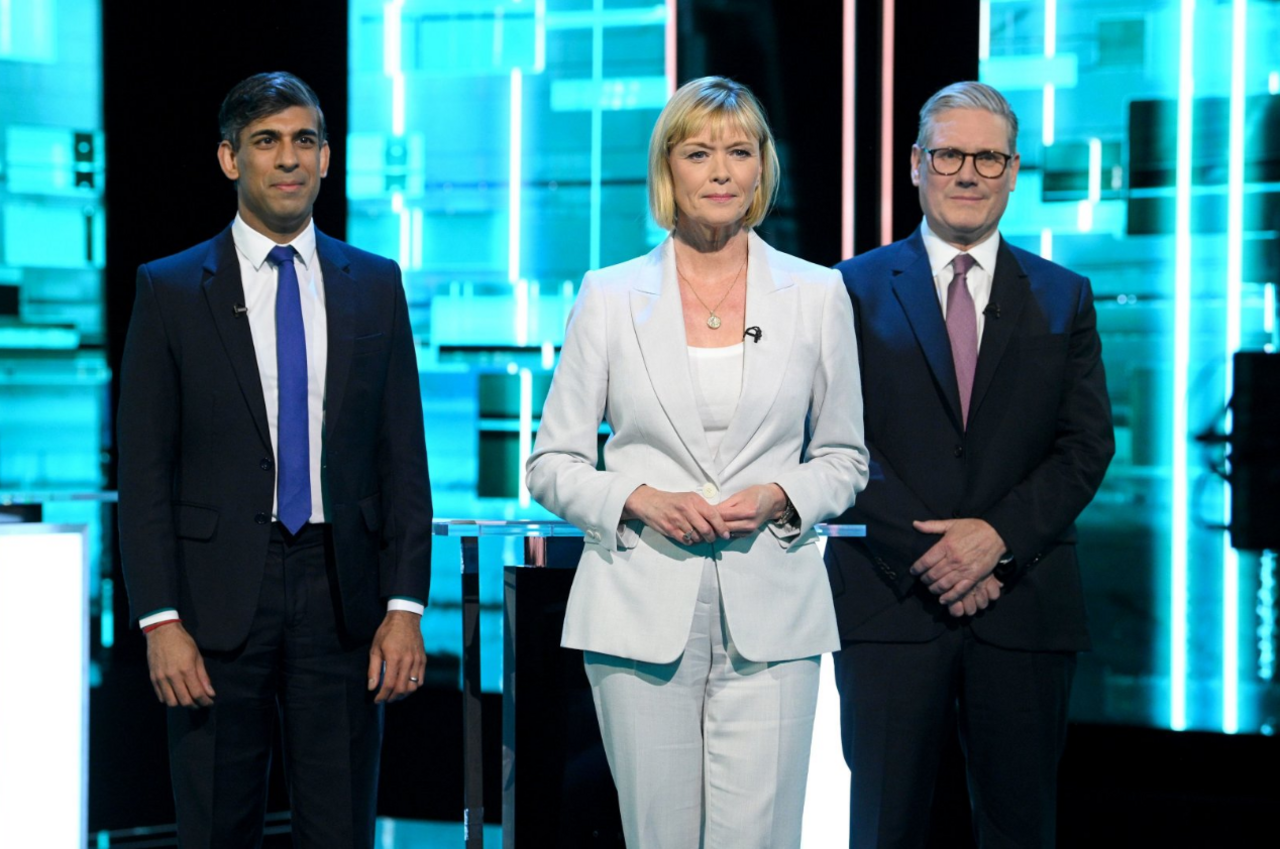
217, 105, 329, 241
910, 108, 1019, 250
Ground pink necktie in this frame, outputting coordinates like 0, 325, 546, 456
946, 254, 978, 427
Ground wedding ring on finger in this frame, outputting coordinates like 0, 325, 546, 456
682, 531, 693, 544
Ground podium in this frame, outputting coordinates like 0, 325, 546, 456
433, 520, 865, 848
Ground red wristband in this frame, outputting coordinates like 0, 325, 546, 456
142, 618, 181, 634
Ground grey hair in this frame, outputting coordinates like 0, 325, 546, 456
916, 81, 1018, 153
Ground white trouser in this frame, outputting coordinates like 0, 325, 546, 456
584, 558, 821, 849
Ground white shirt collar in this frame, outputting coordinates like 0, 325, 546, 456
919, 218, 1001, 278
231, 213, 318, 271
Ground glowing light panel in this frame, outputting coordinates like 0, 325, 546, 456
0, 525, 88, 848
1170, 0, 1197, 733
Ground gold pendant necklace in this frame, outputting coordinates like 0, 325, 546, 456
676, 251, 747, 330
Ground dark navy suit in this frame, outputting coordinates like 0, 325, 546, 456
118, 226, 432, 846
825, 229, 1113, 847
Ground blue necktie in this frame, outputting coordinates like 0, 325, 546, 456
270, 245, 311, 534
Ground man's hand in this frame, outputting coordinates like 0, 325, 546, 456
622, 485, 730, 544
718, 484, 789, 536
146, 622, 215, 708
368, 610, 427, 704
910, 518, 1006, 606
945, 574, 1003, 618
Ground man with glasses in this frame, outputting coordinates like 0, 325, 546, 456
825, 81, 1114, 847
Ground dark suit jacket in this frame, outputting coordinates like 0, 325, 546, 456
118, 226, 432, 652
825, 229, 1113, 652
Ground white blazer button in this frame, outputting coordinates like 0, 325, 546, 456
702, 483, 717, 499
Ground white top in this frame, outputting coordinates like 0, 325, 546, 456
687, 343, 744, 459
920, 218, 1001, 345
231, 213, 328, 524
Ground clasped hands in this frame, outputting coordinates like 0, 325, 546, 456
909, 517, 1006, 618
622, 483, 789, 544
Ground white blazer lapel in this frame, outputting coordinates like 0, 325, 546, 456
716, 231, 798, 473
630, 239, 716, 477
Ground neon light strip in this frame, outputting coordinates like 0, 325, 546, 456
509, 67, 523, 283
1260, 552, 1277, 681
590, 0, 604, 269
1270, 72, 1280, 95
1042, 84, 1055, 147
841, 0, 855, 259
394, 191, 410, 270
1076, 199, 1093, 233
384, 1, 405, 137
518, 368, 533, 508
1088, 138, 1102, 203
978, 1, 990, 61
1171, 0, 1196, 733
1044, 0, 1056, 59
1040, 228, 1053, 261
1221, 0, 1247, 735
880, 0, 894, 246
666, 0, 678, 96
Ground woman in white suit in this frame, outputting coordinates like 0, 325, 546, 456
527, 76, 869, 848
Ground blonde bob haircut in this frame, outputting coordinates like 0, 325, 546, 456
648, 76, 780, 231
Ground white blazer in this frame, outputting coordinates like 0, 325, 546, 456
527, 232, 869, 664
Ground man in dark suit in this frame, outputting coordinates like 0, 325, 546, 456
826, 81, 1114, 848
117, 72, 432, 848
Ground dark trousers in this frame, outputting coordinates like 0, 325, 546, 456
167, 524, 383, 849
834, 626, 1075, 849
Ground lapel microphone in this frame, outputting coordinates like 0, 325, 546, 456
233, 304, 248, 318
983, 303, 1001, 319
743, 326, 763, 343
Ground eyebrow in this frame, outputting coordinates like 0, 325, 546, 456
248, 128, 320, 141
679, 137, 754, 149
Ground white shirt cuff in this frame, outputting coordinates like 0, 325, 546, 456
139, 609, 180, 628
387, 597, 425, 616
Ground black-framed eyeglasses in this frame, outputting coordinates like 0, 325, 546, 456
923, 147, 1013, 178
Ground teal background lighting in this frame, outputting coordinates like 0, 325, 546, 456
347, 0, 672, 691
981, 0, 1280, 734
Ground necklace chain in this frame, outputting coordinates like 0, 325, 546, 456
675, 250, 748, 330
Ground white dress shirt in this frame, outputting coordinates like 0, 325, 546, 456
920, 219, 1001, 345
232, 213, 329, 524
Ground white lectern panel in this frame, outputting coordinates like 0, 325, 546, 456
0, 524, 88, 847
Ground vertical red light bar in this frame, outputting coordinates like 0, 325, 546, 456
666, 0, 678, 95
880, 0, 895, 246
841, 0, 856, 259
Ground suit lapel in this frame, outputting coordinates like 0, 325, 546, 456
716, 231, 796, 472
630, 239, 715, 477
969, 240, 1028, 423
316, 231, 358, 437
201, 228, 271, 450
890, 234, 964, 431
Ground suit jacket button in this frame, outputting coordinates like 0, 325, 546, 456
260, 458, 273, 471
255, 512, 270, 525
953, 445, 964, 458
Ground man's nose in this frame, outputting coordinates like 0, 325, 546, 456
277, 141, 300, 168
